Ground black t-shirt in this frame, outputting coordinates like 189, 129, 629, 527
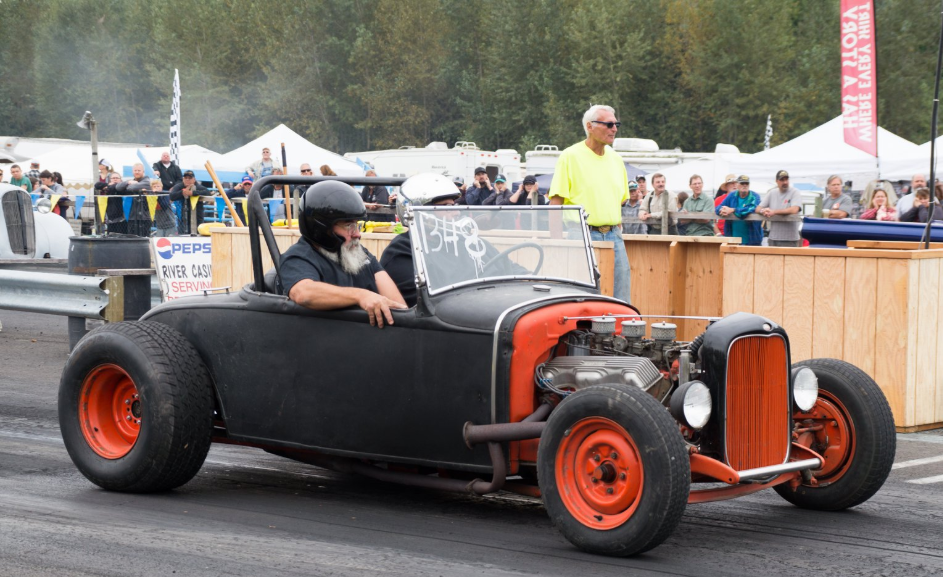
280, 239, 383, 296
379, 233, 417, 307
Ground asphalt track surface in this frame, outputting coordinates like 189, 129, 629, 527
2, 310, 943, 576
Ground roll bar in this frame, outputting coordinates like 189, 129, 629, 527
245, 175, 407, 292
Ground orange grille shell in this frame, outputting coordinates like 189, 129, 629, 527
725, 336, 790, 471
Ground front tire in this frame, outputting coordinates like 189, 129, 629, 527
774, 358, 896, 510
59, 321, 214, 492
537, 384, 689, 556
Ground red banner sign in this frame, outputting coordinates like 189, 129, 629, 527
840, 0, 877, 156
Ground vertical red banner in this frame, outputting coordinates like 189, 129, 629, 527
841, 0, 877, 156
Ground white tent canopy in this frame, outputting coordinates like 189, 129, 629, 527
216, 124, 362, 177
18, 144, 224, 185
728, 116, 920, 188
879, 136, 940, 181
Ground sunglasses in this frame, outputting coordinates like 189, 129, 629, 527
591, 120, 622, 129
301, 169, 313, 174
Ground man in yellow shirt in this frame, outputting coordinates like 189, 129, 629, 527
549, 104, 631, 303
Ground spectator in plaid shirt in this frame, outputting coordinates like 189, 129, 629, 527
27, 162, 41, 181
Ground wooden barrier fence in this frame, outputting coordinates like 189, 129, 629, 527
211, 228, 618, 296
722, 243, 943, 431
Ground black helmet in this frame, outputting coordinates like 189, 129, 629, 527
298, 180, 366, 251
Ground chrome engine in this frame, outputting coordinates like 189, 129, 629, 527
536, 318, 691, 403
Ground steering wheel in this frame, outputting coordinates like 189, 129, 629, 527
482, 242, 544, 275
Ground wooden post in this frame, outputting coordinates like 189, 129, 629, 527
281, 142, 292, 228
204, 161, 244, 227
103, 276, 125, 323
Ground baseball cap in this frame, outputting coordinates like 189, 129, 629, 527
453, 176, 464, 187
776, 170, 789, 180
98, 158, 110, 167
241, 175, 253, 183
30, 162, 39, 168
636, 175, 646, 183
737, 175, 750, 184
523, 175, 537, 185
628, 180, 638, 190
474, 166, 487, 175
494, 174, 507, 183
183, 170, 195, 178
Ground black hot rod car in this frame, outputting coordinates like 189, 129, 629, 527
59, 175, 896, 556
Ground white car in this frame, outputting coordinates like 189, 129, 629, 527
0, 183, 73, 259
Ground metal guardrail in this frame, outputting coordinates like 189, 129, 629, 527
0, 270, 109, 319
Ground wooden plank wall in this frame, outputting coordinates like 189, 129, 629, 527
628, 236, 733, 339
213, 229, 614, 296
721, 247, 943, 429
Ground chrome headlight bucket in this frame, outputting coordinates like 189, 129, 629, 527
792, 367, 819, 412
670, 380, 712, 430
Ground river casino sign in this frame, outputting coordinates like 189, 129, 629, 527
151, 237, 213, 301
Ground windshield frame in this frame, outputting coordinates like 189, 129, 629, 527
403, 204, 598, 297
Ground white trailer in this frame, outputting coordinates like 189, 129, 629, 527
525, 139, 739, 175
345, 142, 523, 184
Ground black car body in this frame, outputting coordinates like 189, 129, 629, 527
59, 176, 897, 556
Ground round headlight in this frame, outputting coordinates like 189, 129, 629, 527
792, 367, 819, 412
36, 198, 52, 214
670, 380, 712, 430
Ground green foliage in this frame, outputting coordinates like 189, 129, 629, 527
0, 0, 939, 154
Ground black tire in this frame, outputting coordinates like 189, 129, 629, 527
58, 321, 214, 492
537, 384, 689, 557
774, 358, 896, 510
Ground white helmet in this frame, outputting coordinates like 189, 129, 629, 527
397, 173, 462, 220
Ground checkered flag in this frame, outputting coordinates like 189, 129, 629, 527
169, 69, 181, 164
764, 114, 773, 151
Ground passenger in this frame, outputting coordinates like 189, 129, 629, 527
380, 173, 463, 307
380, 173, 528, 307
280, 180, 406, 327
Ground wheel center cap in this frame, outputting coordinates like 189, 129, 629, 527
594, 462, 617, 484
130, 400, 142, 419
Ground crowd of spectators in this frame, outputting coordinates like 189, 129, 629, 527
5, 141, 940, 246
609, 169, 941, 247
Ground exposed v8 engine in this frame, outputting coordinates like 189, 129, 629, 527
536, 318, 695, 405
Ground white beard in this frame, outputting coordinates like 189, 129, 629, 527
316, 239, 370, 275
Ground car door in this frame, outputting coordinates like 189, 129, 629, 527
167, 299, 497, 471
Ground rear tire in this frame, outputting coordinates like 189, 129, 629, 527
774, 358, 896, 510
59, 321, 214, 492
538, 384, 689, 556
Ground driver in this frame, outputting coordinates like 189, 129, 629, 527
280, 180, 407, 328
380, 173, 527, 307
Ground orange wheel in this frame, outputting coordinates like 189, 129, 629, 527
776, 359, 895, 511
59, 321, 214, 493
555, 417, 644, 529
538, 384, 689, 557
79, 364, 141, 459
795, 390, 855, 483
